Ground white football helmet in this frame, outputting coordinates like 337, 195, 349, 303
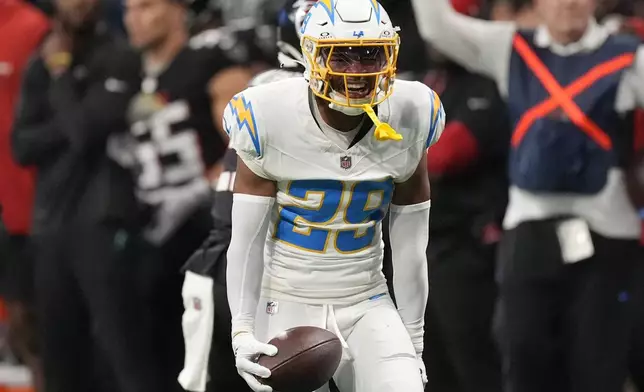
299, 0, 400, 116
293, 0, 317, 38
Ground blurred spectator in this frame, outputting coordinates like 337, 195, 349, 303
0, 1, 49, 390
419, 4, 507, 392
102, 0, 267, 390
488, 0, 540, 27
181, 148, 248, 392
10, 0, 164, 391
412, 0, 644, 392
600, 6, 644, 389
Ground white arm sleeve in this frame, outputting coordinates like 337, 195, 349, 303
389, 200, 431, 356
410, 0, 515, 94
226, 193, 275, 337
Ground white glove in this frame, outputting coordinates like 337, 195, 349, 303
232, 332, 278, 392
406, 327, 427, 386
417, 356, 428, 387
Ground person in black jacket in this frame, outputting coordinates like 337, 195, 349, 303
420, 63, 508, 392
180, 149, 246, 392
100, 0, 270, 389
10, 0, 162, 391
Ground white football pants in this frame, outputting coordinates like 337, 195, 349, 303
254, 293, 424, 392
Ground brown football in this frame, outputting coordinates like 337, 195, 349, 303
257, 326, 343, 392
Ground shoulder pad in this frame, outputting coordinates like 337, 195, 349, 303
426, 87, 446, 149
223, 90, 270, 178
388, 81, 446, 149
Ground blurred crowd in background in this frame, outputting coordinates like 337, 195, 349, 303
1, 0, 644, 392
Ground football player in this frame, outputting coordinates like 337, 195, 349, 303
114, 0, 263, 244
224, 1, 445, 391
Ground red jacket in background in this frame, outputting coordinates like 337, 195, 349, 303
0, 0, 49, 235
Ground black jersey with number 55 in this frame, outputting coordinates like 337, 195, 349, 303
108, 29, 243, 244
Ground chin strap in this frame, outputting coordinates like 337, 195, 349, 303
328, 101, 366, 116
362, 104, 403, 142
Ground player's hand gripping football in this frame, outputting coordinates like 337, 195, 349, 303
232, 332, 278, 392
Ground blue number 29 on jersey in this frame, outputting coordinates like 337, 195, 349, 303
274, 179, 394, 254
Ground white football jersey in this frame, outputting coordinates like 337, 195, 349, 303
224, 77, 445, 305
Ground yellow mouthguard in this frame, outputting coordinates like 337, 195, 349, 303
362, 105, 403, 142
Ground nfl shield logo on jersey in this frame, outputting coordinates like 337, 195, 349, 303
266, 301, 279, 315
340, 156, 352, 170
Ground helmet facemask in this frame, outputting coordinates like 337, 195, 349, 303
301, 36, 399, 113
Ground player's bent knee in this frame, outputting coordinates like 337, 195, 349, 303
355, 355, 423, 392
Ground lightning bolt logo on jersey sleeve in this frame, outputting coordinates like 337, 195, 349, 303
224, 92, 270, 179
426, 89, 446, 149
